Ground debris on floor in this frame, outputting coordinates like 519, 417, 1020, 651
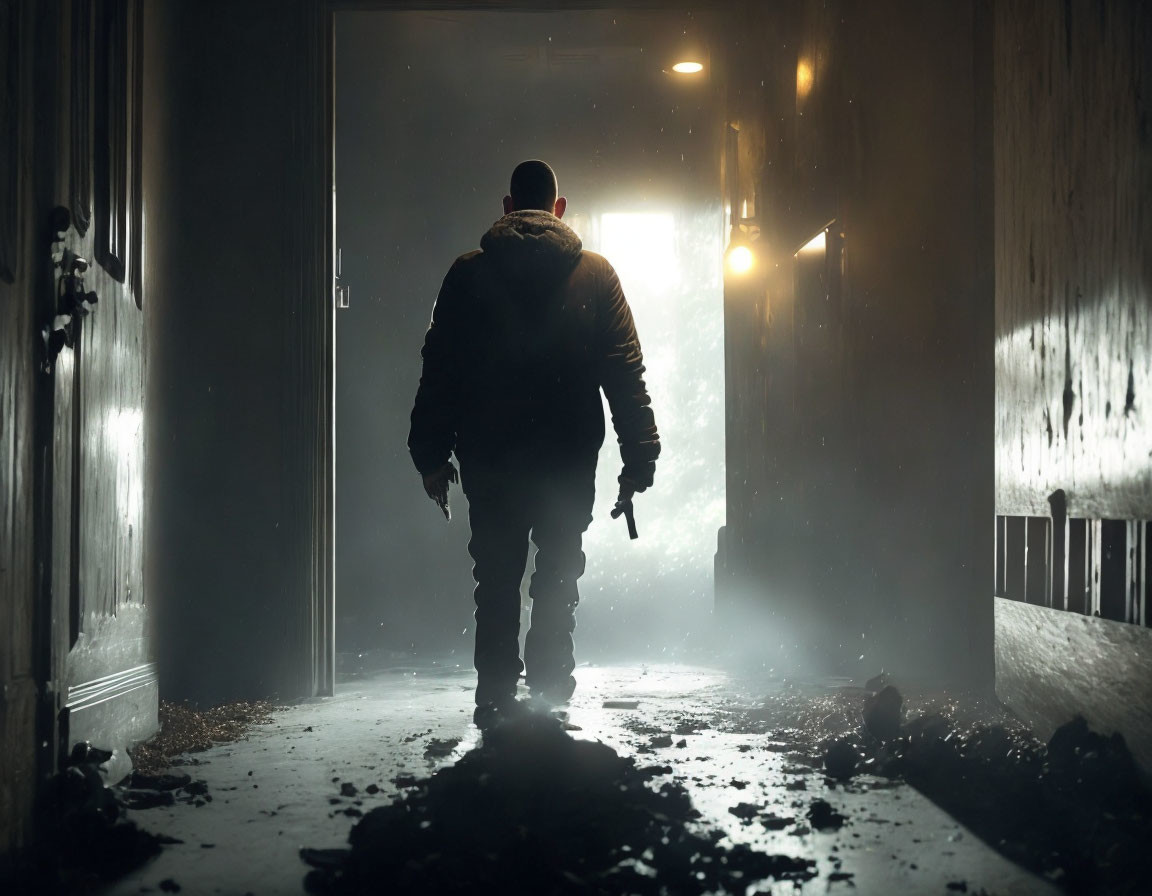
876, 712, 1152, 894
116, 766, 211, 811
129, 699, 279, 775
3, 742, 179, 893
862, 684, 903, 741
806, 798, 848, 831
726, 680, 1152, 894
823, 737, 860, 779
422, 737, 460, 759
301, 712, 818, 894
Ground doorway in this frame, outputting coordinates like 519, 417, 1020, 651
333, 7, 726, 674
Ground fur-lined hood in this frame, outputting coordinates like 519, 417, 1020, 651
479, 210, 583, 283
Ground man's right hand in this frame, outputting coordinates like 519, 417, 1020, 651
616, 475, 640, 504
422, 462, 458, 520
612, 474, 644, 540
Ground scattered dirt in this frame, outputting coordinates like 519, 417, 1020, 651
129, 700, 279, 775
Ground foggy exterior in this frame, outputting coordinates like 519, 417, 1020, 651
1, 1, 1150, 894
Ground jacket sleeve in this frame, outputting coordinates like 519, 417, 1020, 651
408, 262, 466, 475
597, 261, 660, 488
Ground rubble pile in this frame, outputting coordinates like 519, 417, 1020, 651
2, 744, 177, 894
873, 713, 1152, 894
738, 679, 1152, 894
302, 713, 816, 895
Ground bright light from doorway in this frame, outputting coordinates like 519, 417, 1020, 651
599, 212, 678, 292
582, 207, 726, 651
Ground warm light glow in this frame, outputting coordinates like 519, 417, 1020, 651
672, 61, 704, 74
726, 244, 755, 274
797, 230, 826, 255
796, 59, 814, 99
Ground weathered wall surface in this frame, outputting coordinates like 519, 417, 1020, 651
992, 0, 1152, 752
720, 0, 994, 685
995, 0, 1152, 520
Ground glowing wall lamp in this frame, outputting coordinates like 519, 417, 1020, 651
672, 60, 704, 74
726, 242, 754, 274
725, 226, 759, 277
796, 58, 814, 101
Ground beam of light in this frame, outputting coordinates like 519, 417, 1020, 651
726, 244, 755, 275
797, 229, 826, 255
672, 61, 704, 74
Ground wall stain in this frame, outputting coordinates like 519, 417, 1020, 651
1062, 308, 1074, 439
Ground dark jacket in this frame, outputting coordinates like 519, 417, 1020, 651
408, 210, 660, 485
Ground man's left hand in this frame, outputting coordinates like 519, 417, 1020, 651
422, 462, 458, 520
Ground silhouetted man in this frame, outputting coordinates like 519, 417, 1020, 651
409, 160, 660, 729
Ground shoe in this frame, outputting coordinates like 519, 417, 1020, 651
529, 674, 576, 707
472, 698, 529, 731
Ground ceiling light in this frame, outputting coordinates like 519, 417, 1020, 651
672, 61, 704, 74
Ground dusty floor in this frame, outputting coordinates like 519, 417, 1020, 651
99, 662, 1056, 896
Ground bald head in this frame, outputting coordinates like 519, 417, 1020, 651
503, 160, 566, 218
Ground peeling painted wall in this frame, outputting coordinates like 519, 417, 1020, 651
995, 0, 1152, 519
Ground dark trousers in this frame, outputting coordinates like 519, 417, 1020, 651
461, 461, 596, 705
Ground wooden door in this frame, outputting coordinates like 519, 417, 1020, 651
1, 0, 153, 856
47, 0, 154, 787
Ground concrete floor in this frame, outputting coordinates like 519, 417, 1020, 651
101, 662, 1056, 896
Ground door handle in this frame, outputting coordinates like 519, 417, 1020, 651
335, 247, 349, 309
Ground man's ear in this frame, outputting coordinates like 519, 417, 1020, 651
553, 196, 567, 219
502, 195, 514, 215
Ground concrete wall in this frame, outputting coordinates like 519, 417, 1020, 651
720, 0, 994, 686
